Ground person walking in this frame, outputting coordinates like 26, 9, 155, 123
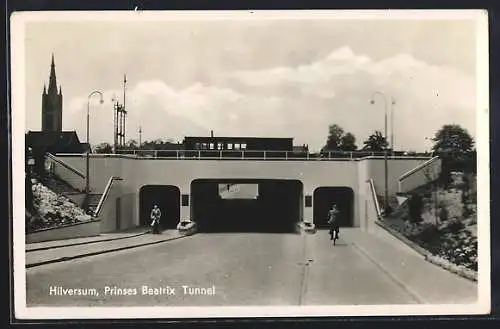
328, 204, 340, 245
150, 204, 162, 234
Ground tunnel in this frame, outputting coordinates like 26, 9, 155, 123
191, 179, 303, 233
139, 185, 180, 229
313, 187, 355, 229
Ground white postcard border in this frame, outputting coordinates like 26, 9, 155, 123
11, 9, 491, 319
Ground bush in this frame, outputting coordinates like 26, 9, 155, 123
466, 216, 477, 226
461, 190, 469, 205
384, 205, 393, 216
408, 193, 423, 223
463, 205, 473, 219
439, 206, 449, 222
440, 218, 465, 234
462, 174, 471, 191
415, 223, 440, 245
439, 165, 453, 189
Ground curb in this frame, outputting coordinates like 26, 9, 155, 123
375, 220, 477, 282
26, 231, 149, 252
26, 233, 192, 268
351, 242, 427, 304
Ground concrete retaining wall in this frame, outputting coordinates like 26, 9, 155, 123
398, 157, 442, 193
48, 155, 86, 192
26, 219, 101, 243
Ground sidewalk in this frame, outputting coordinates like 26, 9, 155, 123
26, 229, 188, 268
342, 228, 478, 304
26, 226, 151, 252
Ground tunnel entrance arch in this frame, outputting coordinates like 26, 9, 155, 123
139, 185, 180, 229
313, 187, 354, 228
191, 179, 303, 233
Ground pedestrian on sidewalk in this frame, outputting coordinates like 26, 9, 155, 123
150, 204, 162, 234
328, 204, 340, 244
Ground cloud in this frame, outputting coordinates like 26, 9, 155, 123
64, 46, 476, 152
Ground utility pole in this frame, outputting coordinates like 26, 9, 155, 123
113, 74, 128, 152
371, 91, 389, 213
123, 74, 127, 146
391, 97, 396, 154
138, 126, 142, 148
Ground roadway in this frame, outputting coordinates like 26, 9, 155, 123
26, 231, 425, 306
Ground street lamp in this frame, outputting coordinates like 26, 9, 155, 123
391, 97, 396, 154
86, 90, 104, 194
370, 91, 389, 213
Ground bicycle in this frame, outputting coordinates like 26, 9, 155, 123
329, 224, 340, 246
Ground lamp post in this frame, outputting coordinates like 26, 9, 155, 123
391, 97, 396, 154
86, 90, 104, 194
424, 137, 439, 223
370, 91, 389, 213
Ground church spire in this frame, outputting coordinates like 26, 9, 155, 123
48, 53, 58, 93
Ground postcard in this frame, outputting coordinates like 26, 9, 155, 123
11, 9, 490, 319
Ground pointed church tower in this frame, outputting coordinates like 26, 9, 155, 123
42, 53, 63, 132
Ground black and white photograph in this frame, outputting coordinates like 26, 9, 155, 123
11, 10, 490, 319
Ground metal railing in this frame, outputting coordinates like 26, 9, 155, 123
113, 149, 432, 161
94, 176, 123, 217
46, 153, 85, 177
368, 178, 382, 220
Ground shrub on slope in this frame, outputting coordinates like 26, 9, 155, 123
27, 182, 92, 233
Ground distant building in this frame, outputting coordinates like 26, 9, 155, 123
25, 131, 86, 154
41, 54, 63, 132
292, 144, 309, 153
26, 54, 87, 156
183, 131, 294, 152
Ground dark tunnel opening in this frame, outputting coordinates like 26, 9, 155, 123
313, 187, 355, 229
191, 179, 303, 233
139, 185, 180, 229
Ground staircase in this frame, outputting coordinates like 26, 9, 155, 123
377, 194, 406, 218
388, 195, 400, 210
83, 193, 103, 215
42, 174, 83, 196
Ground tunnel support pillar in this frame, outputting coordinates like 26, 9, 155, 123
181, 190, 191, 223
303, 186, 315, 223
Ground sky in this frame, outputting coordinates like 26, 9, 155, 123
21, 12, 481, 152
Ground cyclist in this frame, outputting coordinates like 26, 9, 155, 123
327, 204, 340, 245
150, 204, 162, 234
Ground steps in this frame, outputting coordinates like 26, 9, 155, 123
36, 157, 103, 216
83, 193, 103, 215
39, 174, 82, 196
376, 195, 398, 209
377, 194, 408, 219
388, 195, 400, 210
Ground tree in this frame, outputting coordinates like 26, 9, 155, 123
432, 124, 475, 175
125, 139, 138, 149
432, 124, 474, 155
362, 131, 388, 151
322, 124, 345, 151
339, 132, 358, 151
94, 142, 113, 154
142, 139, 169, 150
